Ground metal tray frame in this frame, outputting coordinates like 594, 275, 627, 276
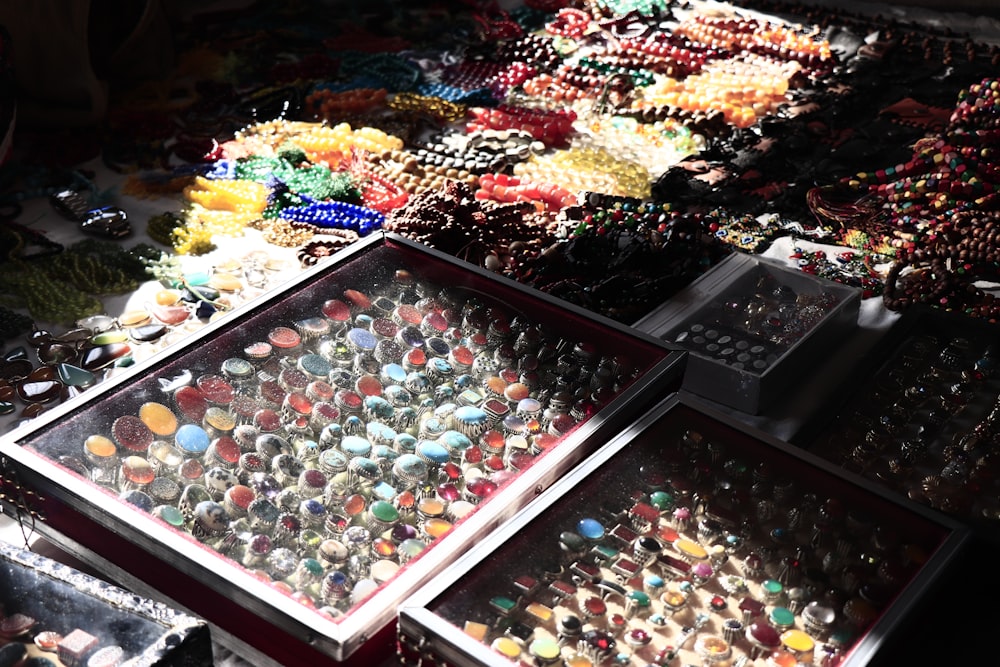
0, 538, 211, 666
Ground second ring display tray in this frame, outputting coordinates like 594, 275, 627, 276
796, 305, 1000, 538
399, 395, 965, 667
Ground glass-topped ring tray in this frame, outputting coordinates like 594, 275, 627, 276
0, 232, 681, 664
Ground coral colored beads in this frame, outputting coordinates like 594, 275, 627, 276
468, 106, 577, 147
305, 87, 388, 120
476, 173, 576, 212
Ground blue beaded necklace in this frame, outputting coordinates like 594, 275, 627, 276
417, 81, 496, 106
280, 195, 384, 234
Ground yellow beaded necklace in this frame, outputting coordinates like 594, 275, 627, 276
514, 145, 651, 199
183, 176, 269, 214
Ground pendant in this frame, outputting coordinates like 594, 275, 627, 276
80, 343, 131, 371
129, 324, 169, 342
149, 303, 191, 326
37, 342, 78, 364
56, 363, 96, 388
77, 314, 116, 333
92, 329, 129, 345
16, 378, 63, 403
0, 359, 32, 380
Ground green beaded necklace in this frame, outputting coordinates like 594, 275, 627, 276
46, 252, 138, 295
0, 240, 160, 324
234, 155, 361, 202
147, 212, 184, 247
67, 239, 162, 283
0, 262, 104, 324
595, 0, 670, 15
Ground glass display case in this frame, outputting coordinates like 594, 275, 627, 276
797, 305, 1000, 535
0, 233, 683, 665
635, 253, 861, 414
399, 395, 965, 667
0, 538, 210, 666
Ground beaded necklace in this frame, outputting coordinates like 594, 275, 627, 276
440, 60, 506, 94
0, 305, 32, 340
296, 230, 360, 267
491, 32, 562, 72
415, 82, 495, 107
289, 123, 405, 167
384, 180, 550, 270
165, 120, 404, 254
278, 196, 383, 235
789, 246, 885, 298
467, 105, 577, 147
639, 54, 798, 129
387, 93, 468, 124
565, 194, 677, 238
594, 0, 671, 15
349, 164, 409, 214
613, 29, 718, 75
810, 77, 1000, 317
68, 239, 160, 284
576, 115, 702, 176
524, 209, 726, 323
577, 56, 655, 87
230, 119, 405, 161
173, 205, 255, 255
249, 217, 315, 249
0, 241, 154, 324
237, 157, 362, 205
0, 262, 103, 324
305, 87, 388, 122
676, 15, 833, 72
412, 131, 523, 176
522, 67, 602, 105
488, 60, 538, 100
0, 219, 63, 261
183, 176, 269, 215
544, 8, 592, 40
46, 253, 138, 295
362, 148, 478, 198
514, 144, 651, 199
881, 258, 957, 311
477, 172, 575, 213
471, 9, 524, 41
146, 212, 184, 247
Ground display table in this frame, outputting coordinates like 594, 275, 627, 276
1, 0, 1000, 666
